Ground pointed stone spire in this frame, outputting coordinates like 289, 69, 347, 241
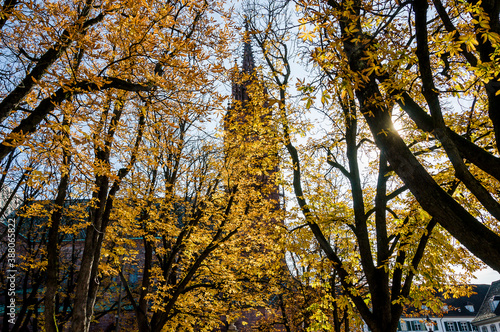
229, 20, 256, 107
225, 20, 280, 215
242, 19, 255, 74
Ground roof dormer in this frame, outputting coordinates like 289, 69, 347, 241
490, 296, 500, 312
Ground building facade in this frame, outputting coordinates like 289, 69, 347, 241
363, 284, 491, 332
472, 280, 500, 332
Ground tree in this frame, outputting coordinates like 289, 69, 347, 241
0, 143, 85, 332
0, 0, 156, 162
244, 1, 485, 331
1, 1, 288, 331
100, 98, 283, 332
293, 0, 500, 273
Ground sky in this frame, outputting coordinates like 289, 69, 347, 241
473, 267, 500, 284
226, 2, 500, 288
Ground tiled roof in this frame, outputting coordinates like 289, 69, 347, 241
404, 284, 489, 318
472, 280, 500, 323
442, 284, 490, 317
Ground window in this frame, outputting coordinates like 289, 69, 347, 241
465, 303, 475, 313
459, 322, 477, 331
424, 320, 439, 331
491, 296, 500, 312
481, 327, 488, 332
411, 321, 424, 331
446, 322, 474, 332
490, 325, 498, 332
466, 323, 477, 331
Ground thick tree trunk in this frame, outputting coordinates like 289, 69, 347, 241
335, 0, 500, 273
137, 239, 153, 332
70, 176, 108, 331
70, 107, 144, 331
45, 118, 71, 332
471, 0, 500, 150
357, 78, 500, 272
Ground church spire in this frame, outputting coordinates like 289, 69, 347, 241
242, 20, 255, 74
225, 20, 280, 213
229, 21, 256, 105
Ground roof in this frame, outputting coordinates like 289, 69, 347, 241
404, 284, 490, 318
472, 280, 500, 323
441, 284, 490, 317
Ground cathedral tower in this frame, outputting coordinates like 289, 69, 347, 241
225, 24, 280, 209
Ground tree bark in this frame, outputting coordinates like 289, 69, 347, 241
70, 108, 144, 331
357, 77, 500, 272
0, 78, 152, 162
45, 117, 71, 332
0, 0, 103, 124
